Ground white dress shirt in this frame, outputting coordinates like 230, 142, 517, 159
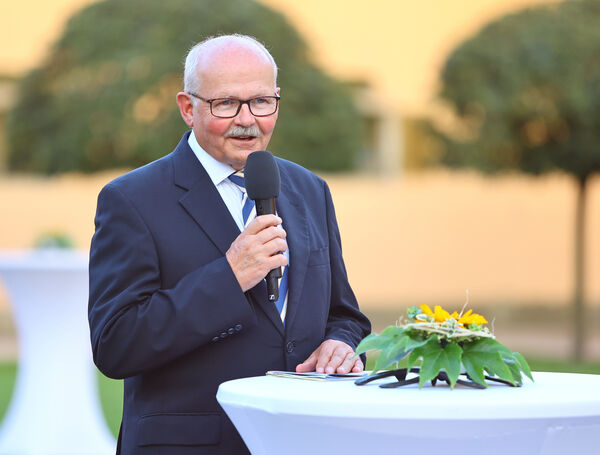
187, 132, 290, 264
188, 132, 247, 232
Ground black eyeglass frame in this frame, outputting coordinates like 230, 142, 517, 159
187, 93, 281, 118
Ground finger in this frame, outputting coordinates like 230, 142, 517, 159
324, 345, 351, 374
296, 351, 318, 373
315, 342, 336, 374
256, 226, 287, 245
336, 351, 357, 374
262, 238, 288, 257
244, 215, 282, 235
259, 256, 287, 278
352, 357, 364, 373
266, 253, 288, 271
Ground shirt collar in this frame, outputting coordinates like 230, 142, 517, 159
188, 130, 236, 186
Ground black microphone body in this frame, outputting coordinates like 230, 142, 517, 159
245, 151, 282, 302
254, 197, 281, 302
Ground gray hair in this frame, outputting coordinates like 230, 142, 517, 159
183, 34, 278, 94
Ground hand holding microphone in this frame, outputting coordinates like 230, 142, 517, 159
226, 151, 287, 300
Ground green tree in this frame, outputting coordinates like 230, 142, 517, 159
432, 0, 600, 360
6, 0, 362, 173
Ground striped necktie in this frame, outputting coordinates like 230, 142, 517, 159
228, 171, 288, 323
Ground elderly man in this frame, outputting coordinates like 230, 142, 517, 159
88, 34, 370, 454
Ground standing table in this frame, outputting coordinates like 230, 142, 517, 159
217, 371, 600, 455
0, 249, 115, 455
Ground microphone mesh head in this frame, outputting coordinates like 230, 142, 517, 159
245, 151, 280, 200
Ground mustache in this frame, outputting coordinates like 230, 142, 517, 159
226, 126, 262, 138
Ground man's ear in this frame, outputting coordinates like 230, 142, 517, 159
176, 92, 194, 127
276, 87, 280, 96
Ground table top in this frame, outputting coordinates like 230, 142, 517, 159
217, 371, 600, 420
0, 249, 88, 271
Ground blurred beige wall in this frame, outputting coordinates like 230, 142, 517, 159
260, 0, 558, 114
1, 170, 599, 309
1, 0, 557, 114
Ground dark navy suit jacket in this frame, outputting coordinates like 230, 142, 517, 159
88, 132, 371, 454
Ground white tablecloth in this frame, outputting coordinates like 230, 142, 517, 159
217, 371, 600, 455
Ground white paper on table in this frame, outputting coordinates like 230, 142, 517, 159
266, 371, 367, 381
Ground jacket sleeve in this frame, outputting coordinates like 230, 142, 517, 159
88, 183, 256, 379
322, 181, 371, 351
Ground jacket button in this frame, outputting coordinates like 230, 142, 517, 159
220, 332, 227, 339
228, 327, 235, 335
286, 341, 295, 353
235, 324, 243, 332
211, 336, 219, 343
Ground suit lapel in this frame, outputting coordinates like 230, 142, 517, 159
172, 133, 240, 256
247, 280, 285, 335
277, 164, 309, 332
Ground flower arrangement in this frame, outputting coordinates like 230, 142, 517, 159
34, 231, 75, 249
355, 301, 533, 389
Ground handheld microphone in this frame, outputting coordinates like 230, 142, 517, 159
245, 150, 282, 302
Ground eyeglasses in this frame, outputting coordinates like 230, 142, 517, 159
188, 93, 280, 118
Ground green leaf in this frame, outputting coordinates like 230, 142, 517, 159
355, 326, 405, 355
373, 345, 408, 372
406, 336, 438, 377
482, 352, 514, 385
371, 331, 429, 372
513, 352, 534, 382
357, 325, 434, 373
502, 354, 523, 384
462, 338, 515, 386
402, 332, 430, 352
357, 326, 408, 372
483, 338, 513, 355
405, 336, 462, 388
406, 305, 422, 319
380, 325, 408, 337
407, 347, 421, 370
355, 334, 383, 355
418, 341, 463, 388
442, 343, 463, 387
462, 354, 487, 387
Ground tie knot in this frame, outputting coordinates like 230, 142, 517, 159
228, 171, 245, 189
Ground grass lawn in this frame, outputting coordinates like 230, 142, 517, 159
0, 357, 597, 436
97, 373, 123, 437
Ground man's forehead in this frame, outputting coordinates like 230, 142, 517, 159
194, 43, 276, 96
198, 40, 273, 73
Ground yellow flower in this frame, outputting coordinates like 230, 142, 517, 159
433, 305, 451, 322
418, 304, 438, 322
457, 309, 488, 326
418, 304, 488, 326
419, 304, 452, 322
420, 304, 434, 318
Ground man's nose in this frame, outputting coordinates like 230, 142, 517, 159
234, 102, 255, 126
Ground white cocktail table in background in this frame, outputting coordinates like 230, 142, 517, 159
0, 249, 115, 455
217, 371, 600, 455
